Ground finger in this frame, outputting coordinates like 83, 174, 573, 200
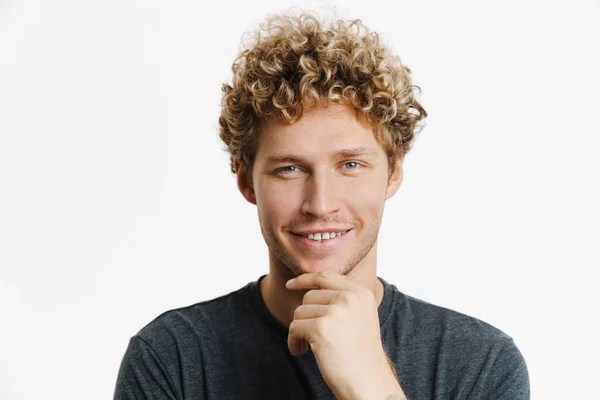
288, 335, 309, 356
293, 304, 330, 320
287, 319, 314, 356
302, 289, 337, 305
286, 271, 358, 291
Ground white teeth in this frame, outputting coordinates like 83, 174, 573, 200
305, 230, 347, 241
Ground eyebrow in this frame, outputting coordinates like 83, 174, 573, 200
266, 146, 380, 165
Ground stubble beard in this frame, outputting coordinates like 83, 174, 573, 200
257, 204, 385, 278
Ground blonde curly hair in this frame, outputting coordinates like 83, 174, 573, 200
218, 12, 427, 179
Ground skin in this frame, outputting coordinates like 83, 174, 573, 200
235, 102, 406, 399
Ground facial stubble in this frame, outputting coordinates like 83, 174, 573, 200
257, 202, 385, 278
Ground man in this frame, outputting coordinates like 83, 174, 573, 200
114, 12, 529, 400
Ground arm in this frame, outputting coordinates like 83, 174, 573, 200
344, 353, 408, 400
113, 336, 178, 400
478, 338, 530, 400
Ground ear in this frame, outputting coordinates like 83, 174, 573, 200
234, 158, 257, 205
385, 154, 404, 200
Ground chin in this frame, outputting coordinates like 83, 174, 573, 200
291, 258, 351, 276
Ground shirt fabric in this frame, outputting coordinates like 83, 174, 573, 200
114, 275, 529, 399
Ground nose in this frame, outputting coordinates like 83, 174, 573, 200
300, 169, 341, 218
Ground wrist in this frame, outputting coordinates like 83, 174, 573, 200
352, 381, 405, 400
332, 349, 406, 400
340, 369, 406, 400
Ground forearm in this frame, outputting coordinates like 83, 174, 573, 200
386, 352, 400, 384
381, 352, 407, 400
341, 353, 407, 400
343, 378, 407, 400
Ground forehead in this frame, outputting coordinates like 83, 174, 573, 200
255, 103, 383, 159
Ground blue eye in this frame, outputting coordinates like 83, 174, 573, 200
277, 166, 299, 174
344, 162, 360, 169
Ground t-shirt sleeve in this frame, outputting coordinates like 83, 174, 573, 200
480, 338, 530, 400
113, 336, 178, 400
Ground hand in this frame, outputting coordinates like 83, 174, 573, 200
285, 271, 404, 400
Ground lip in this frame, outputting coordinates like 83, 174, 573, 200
290, 229, 353, 250
292, 228, 353, 235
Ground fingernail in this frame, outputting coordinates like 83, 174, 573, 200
286, 278, 295, 287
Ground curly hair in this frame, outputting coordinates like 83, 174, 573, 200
218, 11, 427, 179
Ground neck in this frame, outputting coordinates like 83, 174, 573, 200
259, 247, 384, 328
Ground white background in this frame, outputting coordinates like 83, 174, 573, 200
1, 0, 599, 399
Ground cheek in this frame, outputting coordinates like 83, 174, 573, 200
257, 182, 301, 218
345, 190, 385, 212
348, 174, 388, 197
343, 177, 388, 212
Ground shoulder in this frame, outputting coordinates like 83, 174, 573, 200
115, 285, 254, 398
399, 292, 513, 346
134, 282, 254, 349
391, 292, 529, 397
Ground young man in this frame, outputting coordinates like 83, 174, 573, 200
114, 12, 529, 400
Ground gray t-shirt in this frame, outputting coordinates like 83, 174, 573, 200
114, 275, 529, 399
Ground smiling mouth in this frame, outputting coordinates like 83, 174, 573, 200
291, 229, 352, 242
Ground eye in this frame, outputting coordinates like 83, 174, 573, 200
343, 161, 361, 170
276, 165, 300, 174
